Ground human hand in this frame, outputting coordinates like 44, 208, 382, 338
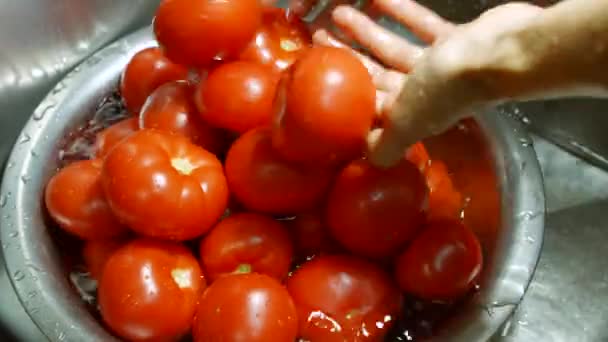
311, 0, 543, 167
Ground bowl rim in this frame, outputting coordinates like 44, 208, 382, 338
0, 25, 545, 342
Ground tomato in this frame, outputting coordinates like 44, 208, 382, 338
287, 255, 402, 342
94, 118, 139, 158
272, 46, 376, 165
286, 210, 340, 259
405, 142, 431, 172
140, 81, 227, 154
225, 127, 334, 215
101, 129, 229, 241
395, 220, 483, 301
193, 273, 298, 342
240, 7, 311, 73
425, 160, 463, 222
120, 47, 189, 114
200, 213, 293, 282
154, 0, 262, 67
82, 239, 127, 280
195, 61, 279, 133
45, 159, 127, 240
326, 159, 427, 259
99, 239, 204, 341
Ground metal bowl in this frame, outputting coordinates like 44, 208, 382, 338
0, 26, 545, 341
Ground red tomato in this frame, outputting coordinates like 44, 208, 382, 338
287, 255, 402, 342
425, 160, 463, 222
272, 46, 376, 165
140, 81, 227, 154
154, 0, 262, 67
405, 142, 431, 172
240, 7, 311, 73
120, 47, 189, 114
101, 129, 229, 241
225, 127, 333, 215
199, 213, 293, 282
195, 61, 279, 133
45, 159, 126, 240
95, 118, 139, 158
99, 239, 204, 341
286, 210, 339, 259
326, 159, 427, 259
193, 273, 298, 342
82, 239, 127, 280
395, 220, 483, 301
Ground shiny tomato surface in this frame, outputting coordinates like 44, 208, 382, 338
193, 273, 298, 342
200, 213, 293, 282
154, 0, 262, 67
240, 7, 311, 72
99, 239, 204, 341
286, 210, 340, 259
425, 160, 463, 222
140, 81, 227, 154
225, 127, 334, 215
45, 159, 127, 240
94, 117, 139, 158
287, 255, 402, 342
395, 220, 483, 301
272, 46, 376, 165
195, 61, 279, 133
326, 159, 428, 259
82, 239, 127, 280
101, 129, 228, 241
120, 47, 189, 114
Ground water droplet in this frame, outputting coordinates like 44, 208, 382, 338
21, 175, 30, 184
51, 82, 66, 95
86, 55, 102, 66
6, 162, 14, 169
27, 290, 38, 299
9, 231, 18, 238
33, 102, 56, 121
519, 137, 533, 147
30, 150, 39, 157
57, 331, 66, 341
526, 236, 536, 243
26, 263, 46, 274
0, 195, 7, 208
521, 116, 531, 124
2, 243, 8, 249
19, 134, 31, 144
29, 308, 40, 315
13, 270, 25, 281
517, 210, 542, 221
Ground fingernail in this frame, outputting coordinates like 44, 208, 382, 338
312, 29, 328, 44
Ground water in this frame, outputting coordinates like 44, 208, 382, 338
13, 270, 25, 281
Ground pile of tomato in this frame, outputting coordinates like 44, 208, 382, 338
43, 0, 485, 341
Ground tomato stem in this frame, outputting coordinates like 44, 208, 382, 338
234, 264, 252, 274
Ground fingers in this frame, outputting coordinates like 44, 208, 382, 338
373, 0, 455, 43
332, 6, 424, 72
288, 0, 318, 16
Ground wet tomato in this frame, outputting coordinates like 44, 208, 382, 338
199, 213, 293, 282
154, 0, 262, 67
240, 7, 311, 73
405, 142, 431, 172
326, 159, 427, 259
45, 159, 126, 240
195, 61, 279, 133
99, 239, 204, 341
82, 239, 127, 280
287, 255, 402, 342
120, 47, 189, 114
425, 160, 463, 222
272, 46, 376, 165
101, 129, 229, 241
193, 273, 298, 342
286, 210, 340, 259
140, 81, 227, 154
395, 220, 483, 301
225, 127, 333, 215
94, 118, 139, 158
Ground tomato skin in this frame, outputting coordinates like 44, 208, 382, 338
195, 61, 279, 133
193, 273, 298, 342
425, 160, 463, 222
405, 142, 431, 172
287, 255, 402, 342
101, 129, 229, 241
272, 46, 376, 165
95, 118, 139, 158
395, 220, 483, 301
240, 7, 311, 73
140, 81, 227, 155
326, 159, 428, 259
154, 0, 262, 67
225, 127, 334, 215
286, 210, 340, 259
120, 47, 189, 114
45, 159, 127, 240
200, 213, 293, 282
82, 239, 127, 280
99, 239, 205, 342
